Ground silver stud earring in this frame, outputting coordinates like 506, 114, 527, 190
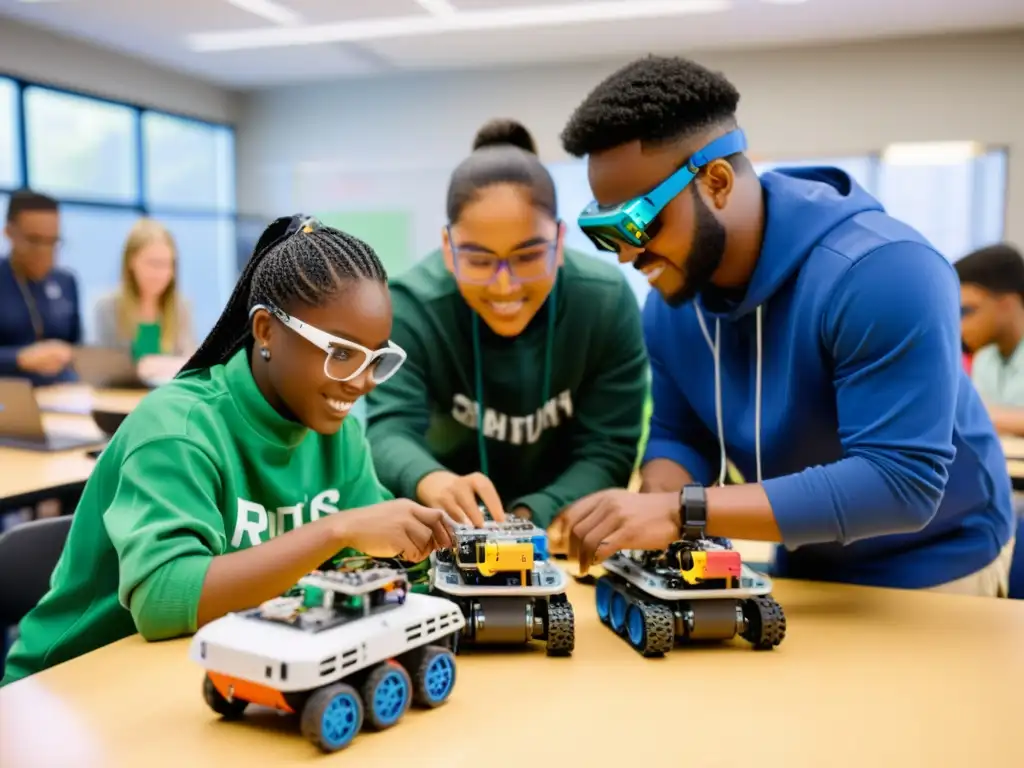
260, 346, 271, 361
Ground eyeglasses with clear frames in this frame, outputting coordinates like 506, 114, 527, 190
447, 225, 560, 286
251, 303, 407, 384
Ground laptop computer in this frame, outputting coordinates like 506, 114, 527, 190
0, 379, 107, 452
72, 346, 149, 390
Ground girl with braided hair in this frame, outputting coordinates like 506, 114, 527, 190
2, 215, 454, 687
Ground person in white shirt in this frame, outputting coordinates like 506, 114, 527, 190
957, 243, 1024, 436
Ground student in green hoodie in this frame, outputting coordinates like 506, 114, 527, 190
365, 119, 648, 530
1, 215, 454, 687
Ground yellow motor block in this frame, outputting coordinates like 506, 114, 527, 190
476, 540, 534, 577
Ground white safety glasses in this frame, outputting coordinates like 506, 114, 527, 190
251, 303, 407, 384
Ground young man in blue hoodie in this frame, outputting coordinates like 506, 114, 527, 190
556, 55, 1015, 595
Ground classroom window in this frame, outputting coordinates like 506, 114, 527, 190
754, 155, 878, 194
878, 143, 1008, 261
0, 79, 20, 188
24, 86, 139, 204
153, 214, 237, 340
143, 112, 235, 213
56, 205, 143, 343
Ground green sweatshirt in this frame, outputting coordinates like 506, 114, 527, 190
365, 249, 648, 528
1, 349, 390, 687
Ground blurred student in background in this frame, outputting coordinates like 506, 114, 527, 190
94, 218, 196, 383
365, 119, 647, 530
0, 190, 81, 385
957, 243, 1024, 436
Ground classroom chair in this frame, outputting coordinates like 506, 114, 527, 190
0, 515, 72, 677
1009, 516, 1024, 599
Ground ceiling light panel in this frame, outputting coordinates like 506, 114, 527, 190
445, 0, 560, 8
226, 0, 303, 25
14, 0, 286, 34
285, 0, 438, 24
415, 0, 458, 14
187, 0, 733, 51
882, 142, 984, 166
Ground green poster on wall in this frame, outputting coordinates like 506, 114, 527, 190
314, 210, 414, 278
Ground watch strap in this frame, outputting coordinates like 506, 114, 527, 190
679, 484, 707, 540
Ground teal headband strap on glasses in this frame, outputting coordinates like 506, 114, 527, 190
576, 129, 748, 253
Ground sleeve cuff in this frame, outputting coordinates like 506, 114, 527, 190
397, 454, 448, 502
643, 438, 715, 486
128, 554, 213, 641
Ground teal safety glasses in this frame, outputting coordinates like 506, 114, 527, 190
576, 129, 747, 253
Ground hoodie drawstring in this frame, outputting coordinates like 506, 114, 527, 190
470, 278, 558, 477
695, 303, 764, 486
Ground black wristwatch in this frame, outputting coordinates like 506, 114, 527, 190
679, 484, 707, 541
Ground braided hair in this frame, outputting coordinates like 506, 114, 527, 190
180, 214, 387, 374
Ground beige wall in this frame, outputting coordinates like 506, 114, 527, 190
237, 30, 1024, 247
0, 19, 239, 123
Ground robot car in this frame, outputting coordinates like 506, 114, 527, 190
191, 557, 466, 753
430, 519, 574, 656
596, 537, 786, 657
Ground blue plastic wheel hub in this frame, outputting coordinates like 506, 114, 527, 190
372, 667, 409, 726
424, 652, 455, 703
321, 691, 360, 749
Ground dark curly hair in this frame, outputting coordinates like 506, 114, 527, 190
560, 55, 741, 158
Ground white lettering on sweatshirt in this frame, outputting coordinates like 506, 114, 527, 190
449, 389, 574, 446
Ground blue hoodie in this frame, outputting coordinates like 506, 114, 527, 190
642, 168, 1014, 589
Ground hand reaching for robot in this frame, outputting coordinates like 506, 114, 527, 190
561, 489, 681, 575
338, 500, 457, 562
415, 471, 506, 526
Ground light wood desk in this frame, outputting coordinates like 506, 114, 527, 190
0, 413, 103, 505
1002, 435, 1024, 460
0, 387, 146, 510
34, 384, 147, 416
1, 578, 1021, 768
999, 437, 1024, 491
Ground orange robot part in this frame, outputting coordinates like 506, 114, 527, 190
208, 671, 294, 714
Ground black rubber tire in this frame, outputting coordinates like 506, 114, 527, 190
545, 601, 575, 656
741, 595, 786, 650
630, 602, 675, 657
202, 675, 248, 719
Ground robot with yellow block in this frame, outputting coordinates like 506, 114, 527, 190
596, 536, 786, 657
430, 519, 574, 656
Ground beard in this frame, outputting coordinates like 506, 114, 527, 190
663, 185, 727, 308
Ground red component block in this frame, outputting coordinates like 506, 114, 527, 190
703, 550, 742, 580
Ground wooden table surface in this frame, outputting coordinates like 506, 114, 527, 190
0, 413, 103, 502
34, 384, 148, 416
1, 577, 1021, 768
0, 387, 147, 507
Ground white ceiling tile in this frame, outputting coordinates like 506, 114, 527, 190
283, 0, 430, 24
0, 0, 1022, 87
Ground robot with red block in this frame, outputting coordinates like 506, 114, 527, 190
595, 533, 786, 657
